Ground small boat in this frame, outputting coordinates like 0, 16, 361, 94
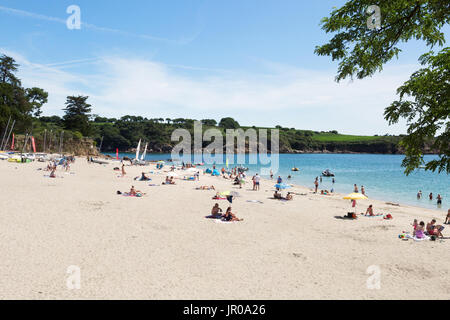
291, 167, 299, 172
322, 169, 335, 177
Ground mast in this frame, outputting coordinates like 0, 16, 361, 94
1, 116, 11, 150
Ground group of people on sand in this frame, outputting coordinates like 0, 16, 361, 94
163, 176, 176, 185
417, 190, 444, 206
251, 173, 261, 191
209, 203, 243, 221
313, 177, 334, 194
412, 217, 446, 239
273, 191, 293, 200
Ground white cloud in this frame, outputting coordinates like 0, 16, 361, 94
4, 50, 417, 135
0, 5, 195, 45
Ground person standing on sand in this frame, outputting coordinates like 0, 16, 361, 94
445, 209, 450, 224
314, 179, 319, 193
252, 175, 256, 190
254, 173, 260, 191
121, 163, 126, 177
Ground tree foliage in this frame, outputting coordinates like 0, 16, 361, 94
315, 0, 450, 174
62, 96, 92, 136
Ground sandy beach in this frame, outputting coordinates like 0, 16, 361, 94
0, 158, 449, 300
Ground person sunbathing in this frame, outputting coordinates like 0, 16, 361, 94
49, 169, 56, 178
285, 192, 293, 201
365, 205, 374, 216
129, 186, 144, 196
139, 172, 150, 181
222, 207, 243, 222
427, 219, 444, 238
273, 191, 282, 199
211, 203, 223, 218
196, 185, 215, 190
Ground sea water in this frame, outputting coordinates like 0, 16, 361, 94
107, 153, 448, 211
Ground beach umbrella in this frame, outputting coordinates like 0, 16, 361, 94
274, 183, 291, 190
343, 193, 368, 200
343, 193, 367, 213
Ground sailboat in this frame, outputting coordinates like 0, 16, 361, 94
137, 143, 148, 165
135, 139, 141, 161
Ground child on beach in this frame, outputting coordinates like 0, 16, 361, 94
412, 219, 418, 236
415, 222, 426, 239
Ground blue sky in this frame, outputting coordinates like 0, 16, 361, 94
0, 0, 446, 134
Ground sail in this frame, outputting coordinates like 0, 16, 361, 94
135, 139, 141, 160
141, 143, 148, 160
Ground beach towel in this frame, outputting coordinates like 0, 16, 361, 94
405, 234, 430, 241
205, 215, 223, 219
214, 219, 235, 224
212, 197, 227, 200
122, 193, 143, 197
246, 200, 264, 204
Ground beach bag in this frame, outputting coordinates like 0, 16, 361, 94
384, 214, 393, 220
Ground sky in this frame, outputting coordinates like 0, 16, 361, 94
0, 0, 446, 135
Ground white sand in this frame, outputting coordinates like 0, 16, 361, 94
0, 158, 449, 300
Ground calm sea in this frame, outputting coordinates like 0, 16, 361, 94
106, 152, 449, 211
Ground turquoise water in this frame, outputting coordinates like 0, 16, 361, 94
107, 153, 449, 211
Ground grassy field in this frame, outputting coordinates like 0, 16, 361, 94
311, 133, 395, 142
